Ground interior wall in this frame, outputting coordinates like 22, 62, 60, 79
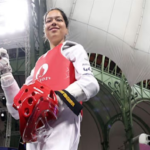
109, 121, 126, 150
78, 107, 102, 150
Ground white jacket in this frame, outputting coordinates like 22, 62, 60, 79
2, 41, 100, 120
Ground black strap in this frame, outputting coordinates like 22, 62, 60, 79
55, 90, 83, 116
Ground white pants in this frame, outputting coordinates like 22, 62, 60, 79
26, 105, 81, 150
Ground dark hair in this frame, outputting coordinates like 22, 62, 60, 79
44, 8, 69, 28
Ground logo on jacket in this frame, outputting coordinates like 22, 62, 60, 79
83, 67, 91, 71
36, 64, 51, 82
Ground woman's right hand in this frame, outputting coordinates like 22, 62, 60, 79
0, 48, 12, 76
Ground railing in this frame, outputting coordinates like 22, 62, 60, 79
88, 53, 150, 90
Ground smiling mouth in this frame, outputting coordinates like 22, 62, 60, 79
50, 28, 59, 30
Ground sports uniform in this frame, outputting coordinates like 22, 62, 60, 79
0, 41, 99, 150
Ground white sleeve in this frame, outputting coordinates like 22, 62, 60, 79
62, 42, 100, 101
1, 74, 20, 119
1, 69, 35, 120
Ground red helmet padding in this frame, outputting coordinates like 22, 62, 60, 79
13, 80, 58, 143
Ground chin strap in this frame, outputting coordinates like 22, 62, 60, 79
55, 90, 83, 116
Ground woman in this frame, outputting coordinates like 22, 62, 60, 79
0, 8, 99, 150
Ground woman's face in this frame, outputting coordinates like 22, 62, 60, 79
44, 10, 68, 46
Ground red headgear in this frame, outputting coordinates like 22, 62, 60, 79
13, 80, 59, 143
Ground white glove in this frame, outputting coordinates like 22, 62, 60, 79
0, 48, 12, 76
0, 48, 14, 87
